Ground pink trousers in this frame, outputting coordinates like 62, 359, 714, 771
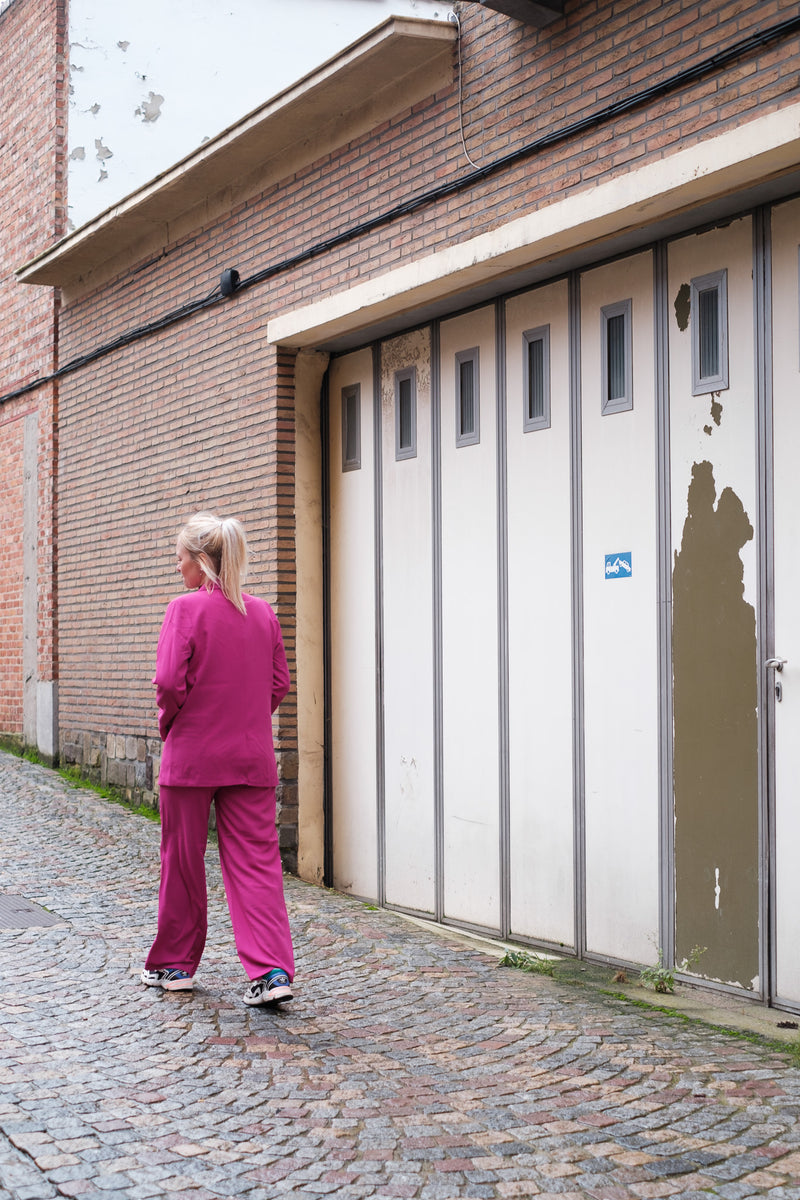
145, 783, 294, 981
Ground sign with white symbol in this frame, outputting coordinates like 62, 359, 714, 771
605, 552, 632, 579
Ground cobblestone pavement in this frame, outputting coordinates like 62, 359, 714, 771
3, 752, 800, 1200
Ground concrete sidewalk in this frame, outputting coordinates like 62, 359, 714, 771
2, 750, 800, 1200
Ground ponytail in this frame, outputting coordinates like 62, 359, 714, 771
218, 517, 247, 614
177, 512, 248, 614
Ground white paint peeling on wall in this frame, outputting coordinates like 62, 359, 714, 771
68, 0, 449, 231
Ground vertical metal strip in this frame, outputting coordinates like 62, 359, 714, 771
569, 272, 586, 957
320, 367, 334, 888
22, 413, 39, 747
754, 206, 775, 1003
373, 342, 387, 906
496, 299, 511, 937
431, 321, 445, 923
654, 242, 675, 969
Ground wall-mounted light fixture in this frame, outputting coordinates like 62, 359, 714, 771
220, 268, 240, 297
475, 0, 564, 26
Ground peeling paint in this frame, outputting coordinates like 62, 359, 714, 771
703, 425, 712, 436
94, 138, 112, 162
67, 0, 449, 229
710, 395, 723, 427
673, 459, 758, 988
135, 91, 164, 123
88, 102, 100, 115
98, 169, 108, 182
381, 328, 431, 415
69, 146, 86, 161
674, 282, 691, 331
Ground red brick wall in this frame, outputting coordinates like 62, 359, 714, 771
47, 0, 799, 842
0, 411, 26, 736
0, 0, 66, 740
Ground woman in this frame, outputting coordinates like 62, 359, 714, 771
141, 512, 295, 1007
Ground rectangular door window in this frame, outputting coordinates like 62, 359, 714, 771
691, 269, 728, 393
342, 383, 361, 471
523, 325, 551, 431
456, 348, 480, 446
395, 367, 417, 461
601, 299, 633, 414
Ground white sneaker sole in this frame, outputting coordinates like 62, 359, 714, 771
243, 984, 294, 1007
141, 970, 194, 991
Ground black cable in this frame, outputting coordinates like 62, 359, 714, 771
0, 285, 221, 405
3, 11, 798, 410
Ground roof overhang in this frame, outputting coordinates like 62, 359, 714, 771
268, 102, 800, 353
477, 0, 565, 27
17, 16, 455, 291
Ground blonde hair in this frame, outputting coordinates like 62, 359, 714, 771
177, 512, 248, 614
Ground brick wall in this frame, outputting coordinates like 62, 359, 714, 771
55, 316, 300, 844
0, 0, 65, 742
0, 411, 26, 736
46, 0, 800, 849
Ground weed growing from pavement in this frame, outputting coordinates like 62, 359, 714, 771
639, 944, 706, 994
499, 949, 556, 977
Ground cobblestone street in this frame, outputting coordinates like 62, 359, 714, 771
2, 750, 800, 1199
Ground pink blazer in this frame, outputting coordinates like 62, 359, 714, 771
154, 583, 290, 787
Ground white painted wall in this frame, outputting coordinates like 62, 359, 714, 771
68, 0, 449, 230
505, 281, 575, 947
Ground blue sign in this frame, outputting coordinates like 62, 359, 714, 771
605, 552, 632, 579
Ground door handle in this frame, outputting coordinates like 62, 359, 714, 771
766, 657, 788, 672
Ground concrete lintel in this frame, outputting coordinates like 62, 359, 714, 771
268, 102, 800, 350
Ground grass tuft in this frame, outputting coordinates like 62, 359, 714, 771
499, 949, 556, 977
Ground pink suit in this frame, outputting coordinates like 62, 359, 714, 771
145, 582, 294, 981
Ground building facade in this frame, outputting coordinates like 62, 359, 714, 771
6, 0, 800, 1006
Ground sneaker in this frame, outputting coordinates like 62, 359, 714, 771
243, 969, 294, 1007
141, 967, 194, 991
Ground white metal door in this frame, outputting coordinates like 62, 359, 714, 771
439, 307, 501, 930
769, 196, 800, 1006
328, 350, 379, 899
380, 330, 436, 914
668, 218, 760, 991
580, 252, 660, 965
505, 281, 575, 947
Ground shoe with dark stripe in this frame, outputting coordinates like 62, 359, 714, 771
243, 969, 294, 1007
141, 968, 194, 991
